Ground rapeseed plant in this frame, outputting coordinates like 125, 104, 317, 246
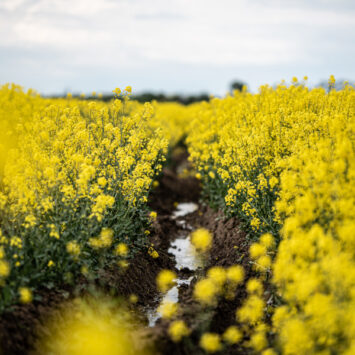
187, 77, 355, 354
0, 84, 171, 309
200, 332, 222, 353
156, 269, 177, 292
191, 228, 212, 252
168, 320, 190, 342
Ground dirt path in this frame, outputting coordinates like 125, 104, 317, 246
146, 150, 254, 354
0, 150, 253, 354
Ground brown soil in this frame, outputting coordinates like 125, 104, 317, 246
147, 151, 255, 354
0, 150, 253, 355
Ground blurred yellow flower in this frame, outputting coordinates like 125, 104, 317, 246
116, 243, 128, 257
36, 297, 150, 355
200, 333, 221, 353
19, 287, 32, 303
129, 294, 138, 304
66, 241, 81, 257
222, 325, 242, 344
156, 269, 176, 292
158, 301, 178, 319
168, 320, 190, 342
226, 265, 244, 284
207, 266, 226, 287
0, 260, 10, 277
149, 211, 157, 221
191, 228, 212, 252
194, 278, 218, 305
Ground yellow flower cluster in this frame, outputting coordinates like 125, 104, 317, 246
186, 78, 355, 354
249, 233, 275, 271
271, 120, 355, 353
156, 269, 177, 293
150, 102, 200, 147
191, 228, 213, 252
187, 79, 354, 236
200, 332, 222, 353
193, 264, 244, 305
0, 84, 172, 308
18, 287, 32, 304
158, 300, 178, 319
168, 320, 190, 342
89, 228, 114, 249
0, 84, 45, 177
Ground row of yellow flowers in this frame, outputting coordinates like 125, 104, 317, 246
185, 77, 355, 354
0, 84, 193, 309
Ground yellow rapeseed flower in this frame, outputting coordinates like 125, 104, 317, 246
237, 295, 265, 325
256, 255, 272, 269
260, 233, 275, 249
193, 278, 218, 305
191, 228, 212, 252
168, 320, 190, 342
0, 260, 10, 277
226, 265, 244, 284
249, 243, 266, 259
222, 325, 242, 344
66, 241, 81, 257
19, 287, 32, 303
113, 87, 121, 95
97, 177, 107, 187
200, 333, 222, 353
148, 246, 159, 259
262, 349, 278, 355
156, 270, 176, 292
158, 301, 178, 319
149, 211, 157, 221
116, 243, 128, 257
36, 297, 149, 355
207, 266, 227, 286
129, 294, 138, 304
99, 228, 114, 247
247, 278, 263, 295
208, 171, 215, 179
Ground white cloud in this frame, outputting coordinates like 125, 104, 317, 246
0, 0, 354, 93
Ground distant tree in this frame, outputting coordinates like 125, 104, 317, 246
47, 92, 210, 105
230, 80, 246, 92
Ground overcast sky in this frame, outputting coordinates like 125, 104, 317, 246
0, 0, 354, 95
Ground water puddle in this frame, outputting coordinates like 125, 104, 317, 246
168, 236, 202, 271
146, 277, 193, 327
146, 236, 200, 327
145, 202, 201, 327
172, 202, 198, 218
